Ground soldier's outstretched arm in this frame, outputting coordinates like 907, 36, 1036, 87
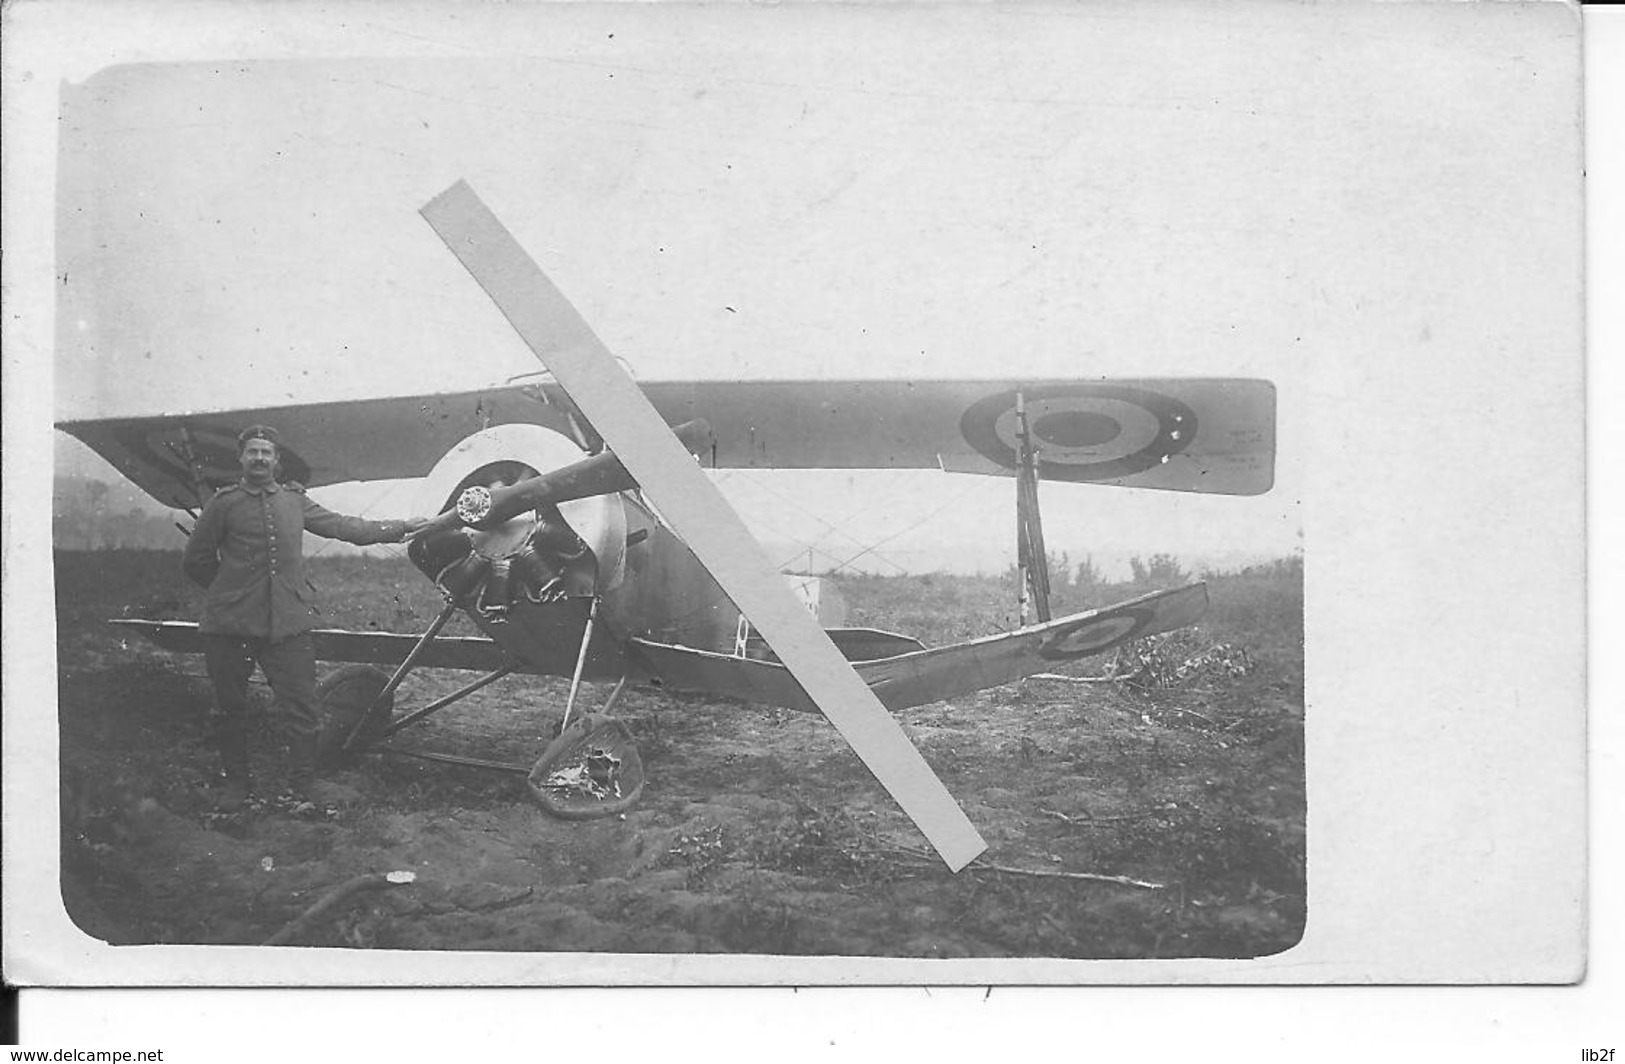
295, 486, 418, 545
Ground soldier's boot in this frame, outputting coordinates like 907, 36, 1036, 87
215, 726, 251, 811
285, 729, 321, 791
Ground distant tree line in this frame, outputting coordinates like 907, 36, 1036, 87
1127, 552, 1188, 589
1015, 550, 1302, 603
53, 478, 184, 551
1008, 549, 1190, 605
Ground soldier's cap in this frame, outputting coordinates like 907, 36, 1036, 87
236, 424, 281, 454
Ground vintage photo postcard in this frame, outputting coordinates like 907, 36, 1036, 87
2, 0, 1585, 986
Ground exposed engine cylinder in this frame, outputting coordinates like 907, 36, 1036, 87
409, 424, 627, 619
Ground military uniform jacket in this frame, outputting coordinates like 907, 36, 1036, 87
182, 479, 409, 639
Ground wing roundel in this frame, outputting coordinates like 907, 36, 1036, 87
952, 380, 1273, 494
960, 384, 1198, 483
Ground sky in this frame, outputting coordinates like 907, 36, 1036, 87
45, 2, 1578, 576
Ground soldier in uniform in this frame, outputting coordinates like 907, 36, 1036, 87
182, 425, 429, 808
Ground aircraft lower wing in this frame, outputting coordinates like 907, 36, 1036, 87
110, 619, 517, 673
857, 584, 1207, 708
630, 584, 1209, 714
114, 583, 1204, 708
110, 619, 926, 677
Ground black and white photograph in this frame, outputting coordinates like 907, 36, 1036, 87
3, 0, 1588, 996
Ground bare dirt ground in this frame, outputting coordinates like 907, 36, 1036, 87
55, 549, 1304, 960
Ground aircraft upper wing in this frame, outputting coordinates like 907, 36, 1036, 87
56, 389, 578, 510
58, 377, 1273, 510
626, 377, 1274, 495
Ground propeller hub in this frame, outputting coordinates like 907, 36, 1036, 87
455, 485, 494, 525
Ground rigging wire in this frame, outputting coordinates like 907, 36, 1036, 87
824, 477, 987, 576
722, 468, 903, 556
773, 543, 859, 575
712, 469, 911, 575
716, 466, 988, 577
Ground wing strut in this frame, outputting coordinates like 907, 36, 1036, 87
1015, 391, 1052, 624
419, 180, 987, 871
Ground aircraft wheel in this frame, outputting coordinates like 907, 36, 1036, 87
314, 664, 396, 767
526, 714, 645, 820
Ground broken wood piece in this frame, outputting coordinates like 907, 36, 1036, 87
882, 843, 1163, 890
977, 861, 1164, 890
1038, 806, 1171, 826
466, 885, 534, 912
262, 869, 417, 946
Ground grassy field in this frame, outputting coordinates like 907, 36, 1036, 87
54, 548, 1303, 959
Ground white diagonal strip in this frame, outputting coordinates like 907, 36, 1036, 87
419, 180, 986, 871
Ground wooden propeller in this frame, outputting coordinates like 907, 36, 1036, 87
419, 180, 987, 871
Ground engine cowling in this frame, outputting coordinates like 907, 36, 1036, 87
407, 424, 627, 619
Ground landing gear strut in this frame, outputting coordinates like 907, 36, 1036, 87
312, 593, 643, 819
527, 599, 643, 816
